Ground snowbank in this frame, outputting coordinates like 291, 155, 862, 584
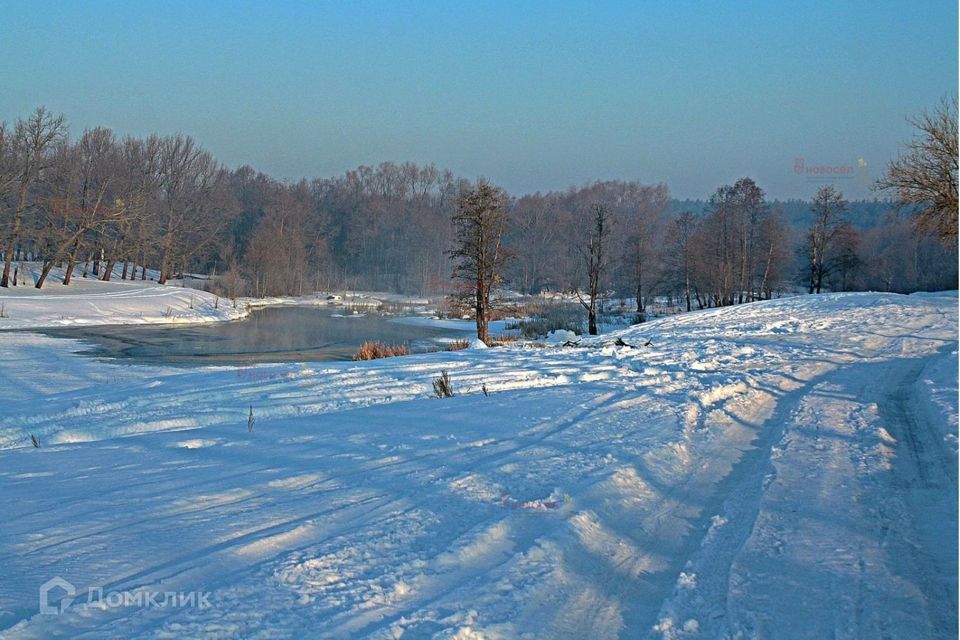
913, 347, 959, 455
545, 329, 579, 344
0, 278, 246, 329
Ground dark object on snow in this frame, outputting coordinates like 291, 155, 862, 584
247, 406, 255, 432
613, 337, 653, 348
433, 370, 455, 398
30, 434, 40, 448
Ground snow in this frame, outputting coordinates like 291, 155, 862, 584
0, 264, 441, 331
914, 347, 959, 455
545, 329, 578, 344
0, 264, 247, 329
0, 292, 955, 638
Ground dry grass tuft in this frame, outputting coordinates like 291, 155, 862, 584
445, 339, 470, 351
353, 341, 409, 361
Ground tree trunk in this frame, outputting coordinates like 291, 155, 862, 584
63, 240, 80, 286
37, 228, 89, 288
1, 184, 29, 287
475, 277, 489, 344
63, 255, 76, 285
635, 282, 645, 323
102, 258, 116, 281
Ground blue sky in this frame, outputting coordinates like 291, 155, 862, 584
0, 0, 956, 199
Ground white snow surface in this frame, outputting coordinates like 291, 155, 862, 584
0, 263, 440, 331
0, 265, 246, 329
0, 292, 956, 638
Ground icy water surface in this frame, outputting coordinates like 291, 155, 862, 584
40, 306, 471, 365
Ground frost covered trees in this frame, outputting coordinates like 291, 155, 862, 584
449, 180, 509, 344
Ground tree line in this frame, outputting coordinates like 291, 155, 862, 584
0, 102, 955, 317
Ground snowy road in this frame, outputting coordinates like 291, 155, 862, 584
0, 293, 955, 638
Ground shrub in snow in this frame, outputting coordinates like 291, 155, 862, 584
432, 370, 455, 398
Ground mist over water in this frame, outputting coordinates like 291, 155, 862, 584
41, 307, 472, 365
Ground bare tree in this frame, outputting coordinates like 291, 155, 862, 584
577, 202, 610, 335
509, 193, 570, 292
0, 123, 18, 202
246, 180, 311, 297
877, 97, 958, 243
155, 135, 230, 284
730, 178, 767, 303
1, 108, 67, 287
755, 207, 790, 300
807, 185, 848, 294
35, 128, 123, 288
826, 223, 861, 292
448, 180, 509, 344
667, 211, 696, 311
622, 185, 669, 321
695, 185, 737, 306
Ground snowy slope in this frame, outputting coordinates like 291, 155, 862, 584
0, 264, 246, 329
0, 293, 955, 638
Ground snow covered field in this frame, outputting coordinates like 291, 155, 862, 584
0, 292, 955, 638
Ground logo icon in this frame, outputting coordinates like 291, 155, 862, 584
39, 577, 76, 615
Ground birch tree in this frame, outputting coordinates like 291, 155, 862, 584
577, 202, 611, 335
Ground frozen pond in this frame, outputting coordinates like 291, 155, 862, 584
39, 306, 472, 365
